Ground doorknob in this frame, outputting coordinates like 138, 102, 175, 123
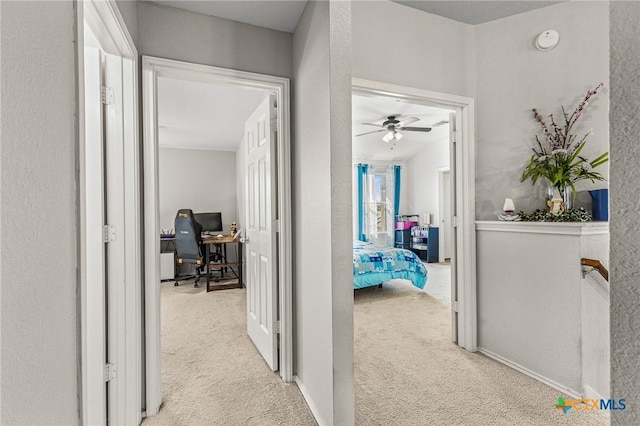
244, 237, 250, 244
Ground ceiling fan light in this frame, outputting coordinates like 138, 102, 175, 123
394, 131, 403, 141
382, 130, 394, 142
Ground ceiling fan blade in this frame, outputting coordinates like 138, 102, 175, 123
355, 129, 386, 137
401, 126, 432, 132
361, 122, 383, 128
395, 116, 419, 128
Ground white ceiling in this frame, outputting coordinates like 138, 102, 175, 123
393, 1, 565, 25
352, 93, 452, 162
148, 0, 565, 33
147, 0, 308, 32
157, 77, 266, 151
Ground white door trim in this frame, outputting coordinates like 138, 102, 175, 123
142, 56, 294, 416
352, 78, 477, 351
78, 1, 140, 425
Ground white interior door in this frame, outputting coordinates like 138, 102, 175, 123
442, 171, 452, 260
245, 94, 278, 371
104, 52, 128, 426
83, 4, 141, 424
83, 40, 108, 426
449, 112, 458, 344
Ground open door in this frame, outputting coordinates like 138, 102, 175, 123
83, 36, 108, 426
244, 94, 279, 370
449, 112, 459, 344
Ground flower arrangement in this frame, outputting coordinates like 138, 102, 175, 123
520, 83, 609, 199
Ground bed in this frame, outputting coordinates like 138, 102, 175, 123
352, 240, 428, 290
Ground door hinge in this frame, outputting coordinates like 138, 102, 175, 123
273, 219, 280, 233
452, 216, 460, 228
274, 320, 281, 334
104, 363, 116, 382
452, 301, 459, 312
101, 86, 114, 105
271, 116, 278, 132
103, 225, 116, 243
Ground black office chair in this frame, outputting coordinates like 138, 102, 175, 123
174, 209, 204, 287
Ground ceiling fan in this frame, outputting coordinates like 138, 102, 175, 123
355, 115, 443, 143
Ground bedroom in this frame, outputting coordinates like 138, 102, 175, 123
351, 91, 463, 417
351, 91, 454, 300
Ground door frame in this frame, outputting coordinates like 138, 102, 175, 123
77, 0, 140, 424
142, 56, 293, 416
352, 78, 477, 351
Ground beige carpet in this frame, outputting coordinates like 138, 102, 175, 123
144, 279, 608, 426
142, 280, 316, 426
354, 280, 608, 426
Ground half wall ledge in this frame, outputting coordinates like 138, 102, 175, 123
475, 220, 609, 236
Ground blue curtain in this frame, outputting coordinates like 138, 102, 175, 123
357, 164, 369, 241
393, 165, 401, 217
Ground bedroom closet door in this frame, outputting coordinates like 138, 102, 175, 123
244, 94, 279, 371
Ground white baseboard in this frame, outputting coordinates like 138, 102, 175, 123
294, 375, 329, 426
478, 347, 581, 399
583, 384, 607, 401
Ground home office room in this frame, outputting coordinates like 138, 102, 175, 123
154, 74, 282, 416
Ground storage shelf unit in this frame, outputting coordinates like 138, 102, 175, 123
395, 225, 439, 262
411, 226, 439, 263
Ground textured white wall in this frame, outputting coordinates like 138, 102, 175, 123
158, 148, 237, 234
352, 1, 474, 97
477, 223, 609, 396
407, 138, 450, 226
610, 2, 640, 424
474, 1, 609, 219
0, 1, 79, 424
137, 1, 293, 79
293, 1, 354, 424
580, 233, 610, 400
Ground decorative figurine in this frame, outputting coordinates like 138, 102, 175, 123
503, 198, 515, 215
547, 189, 566, 216
230, 221, 237, 237
498, 198, 521, 221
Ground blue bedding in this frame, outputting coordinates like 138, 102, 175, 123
352, 240, 428, 290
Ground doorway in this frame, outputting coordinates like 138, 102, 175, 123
141, 57, 293, 416
352, 78, 477, 349
351, 79, 476, 423
79, 1, 140, 425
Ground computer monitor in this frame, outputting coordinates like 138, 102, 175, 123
194, 212, 223, 233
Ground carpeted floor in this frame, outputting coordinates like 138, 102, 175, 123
354, 280, 608, 425
421, 262, 452, 306
141, 280, 316, 426
144, 278, 608, 426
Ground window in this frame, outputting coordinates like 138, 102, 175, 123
371, 173, 391, 234
365, 168, 395, 245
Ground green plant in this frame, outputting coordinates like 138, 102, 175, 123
518, 208, 593, 222
520, 83, 609, 196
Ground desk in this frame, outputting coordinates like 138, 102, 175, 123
202, 235, 243, 292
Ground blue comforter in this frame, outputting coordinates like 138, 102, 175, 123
352, 240, 428, 289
